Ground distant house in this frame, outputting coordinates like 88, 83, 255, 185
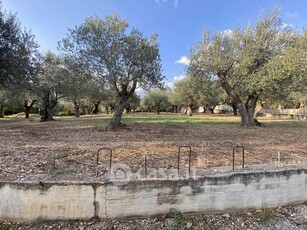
196, 104, 233, 114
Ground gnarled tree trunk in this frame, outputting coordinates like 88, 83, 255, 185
73, 100, 80, 117
218, 74, 260, 127
107, 95, 129, 130
186, 105, 193, 116
231, 103, 238, 116
125, 104, 131, 113
107, 79, 138, 130
41, 93, 57, 121
92, 101, 100, 114
24, 99, 36, 119
0, 103, 4, 118
105, 105, 109, 114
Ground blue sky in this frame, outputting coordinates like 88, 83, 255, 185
2, 0, 307, 86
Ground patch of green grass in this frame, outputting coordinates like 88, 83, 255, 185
121, 113, 240, 125
0, 222, 9, 230
170, 211, 186, 230
49, 166, 77, 177
258, 208, 277, 222
8, 112, 306, 129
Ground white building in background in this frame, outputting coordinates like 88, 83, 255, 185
197, 104, 233, 114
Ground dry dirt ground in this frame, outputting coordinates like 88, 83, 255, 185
2, 205, 307, 230
1, 113, 307, 229
0, 113, 306, 181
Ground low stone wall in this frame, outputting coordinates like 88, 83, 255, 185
1, 169, 306, 221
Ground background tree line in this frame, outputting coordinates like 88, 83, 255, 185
1, 4, 306, 128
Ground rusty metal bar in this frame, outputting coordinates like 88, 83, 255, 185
178, 146, 192, 174
232, 146, 245, 170
144, 154, 148, 175
96, 148, 112, 176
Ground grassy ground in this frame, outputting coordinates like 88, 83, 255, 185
0, 112, 306, 181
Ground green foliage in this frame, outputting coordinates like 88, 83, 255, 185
0, 222, 9, 230
188, 8, 307, 125
142, 89, 169, 113
0, 4, 39, 88
49, 166, 77, 177
34, 52, 71, 98
126, 93, 141, 112
258, 208, 276, 222
193, 77, 224, 111
59, 14, 164, 128
170, 211, 186, 230
172, 77, 199, 108
54, 101, 74, 116
31, 52, 74, 120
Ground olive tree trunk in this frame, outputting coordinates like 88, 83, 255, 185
40, 93, 57, 121
107, 95, 129, 130
0, 103, 4, 118
105, 105, 109, 114
186, 105, 193, 116
92, 101, 100, 114
24, 99, 36, 119
73, 100, 80, 117
125, 104, 131, 113
219, 74, 260, 127
231, 103, 238, 116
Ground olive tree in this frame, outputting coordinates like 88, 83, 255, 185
172, 77, 199, 116
261, 29, 307, 109
31, 52, 71, 121
0, 3, 39, 118
194, 77, 224, 113
85, 80, 111, 115
125, 93, 141, 113
59, 14, 163, 130
189, 8, 299, 126
142, 89, 169, 114
0, 4, 39, 88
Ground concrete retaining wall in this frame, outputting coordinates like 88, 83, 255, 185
1, 169, 306, 221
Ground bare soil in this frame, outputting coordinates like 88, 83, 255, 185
0, 114, 306, 182
2, 204, 307, 230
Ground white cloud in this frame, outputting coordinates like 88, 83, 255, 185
166, 75, 186, 89
285, 11, 298, 18
174, 0, 179, 8
281, 22, 292, 29
155, 0, 168, 5
222, 29, 234, 38
155, 0, 179, 8
175, 56, 190, 65
135, 82, 145, 97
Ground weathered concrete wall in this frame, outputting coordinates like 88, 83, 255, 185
0, 183, 95, 221
103, 169, 307, 218
1, 169, 306, 221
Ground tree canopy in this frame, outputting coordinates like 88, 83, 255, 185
59, 14, 164, 129
188, 8, 306, 126
142, 89, 169, 114
0, 4, 38, 88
